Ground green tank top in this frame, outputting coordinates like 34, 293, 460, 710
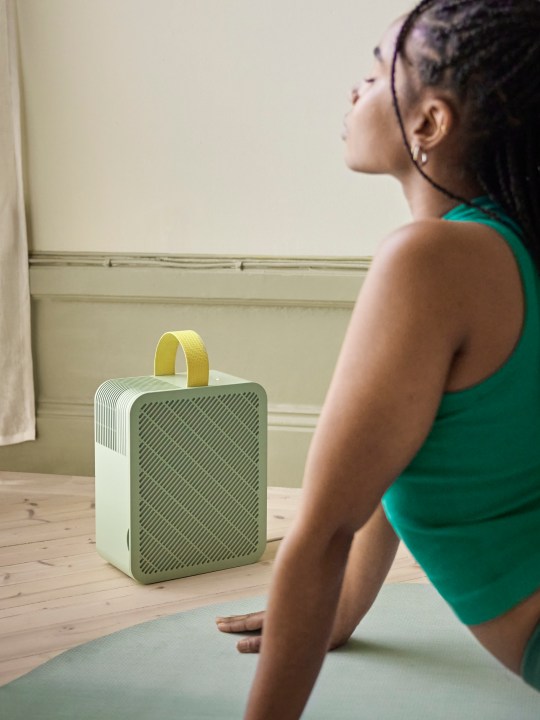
381, 196, 540, 625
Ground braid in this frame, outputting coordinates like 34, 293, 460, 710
390, 0, 540, 272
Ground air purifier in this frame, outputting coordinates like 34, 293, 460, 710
95, 330, 267, 584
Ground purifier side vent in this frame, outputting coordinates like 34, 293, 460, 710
95, 377, 173, 454
137, 390, 263, 576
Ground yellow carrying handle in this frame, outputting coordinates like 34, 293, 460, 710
153, 330, 209, 387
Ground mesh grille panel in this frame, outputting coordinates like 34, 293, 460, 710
137, 391, 262, 576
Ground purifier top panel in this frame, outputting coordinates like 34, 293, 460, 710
155, 370, 250, 390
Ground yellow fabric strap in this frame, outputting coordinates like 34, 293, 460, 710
153, 330, 209, 387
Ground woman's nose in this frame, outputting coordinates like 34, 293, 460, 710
350, 81, 364, 105
350, 83, 361, 105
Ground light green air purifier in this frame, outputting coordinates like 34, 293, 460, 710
95, 330, 267, 584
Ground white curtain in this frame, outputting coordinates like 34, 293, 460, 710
0, 0, 35, 445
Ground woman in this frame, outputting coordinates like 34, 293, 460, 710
216, 1, 540, 717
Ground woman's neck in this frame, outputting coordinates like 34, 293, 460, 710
398, 161, 486, 221
402, 178, 486, 221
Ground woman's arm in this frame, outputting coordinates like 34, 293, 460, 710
216, 505, 399, 653
216, 502, 400, 652
331, 503, 400, 646
243, 221, 469, 720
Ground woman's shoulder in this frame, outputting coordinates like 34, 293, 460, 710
369, 218, 523, 362
373, 218, 470, 278
377, 216, 481, 253
374, 217, 505, 280
362, 219, 473, 344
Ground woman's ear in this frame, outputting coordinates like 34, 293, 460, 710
410, 96, 455, 151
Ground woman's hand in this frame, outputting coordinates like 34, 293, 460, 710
215, 611, 265, 653
215, 610, 350, 653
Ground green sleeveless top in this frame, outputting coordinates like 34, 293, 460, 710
381, 196, 540, 625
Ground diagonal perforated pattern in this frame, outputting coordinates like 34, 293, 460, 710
137, 391, 262, 576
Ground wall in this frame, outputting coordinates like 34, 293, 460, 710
16, 0, 410, 256
2, 1, 413, 484
0, 253, 368, 487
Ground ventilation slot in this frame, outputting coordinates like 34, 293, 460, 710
95, 376, 173, 453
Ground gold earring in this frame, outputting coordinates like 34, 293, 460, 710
411, 144, 428, 165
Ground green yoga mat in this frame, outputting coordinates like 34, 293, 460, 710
1, 584, 539, 719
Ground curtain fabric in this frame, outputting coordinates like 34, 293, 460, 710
0, 0, 35, 445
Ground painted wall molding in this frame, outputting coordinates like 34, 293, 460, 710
29, 251, 372, 272
29, 251, 370, 310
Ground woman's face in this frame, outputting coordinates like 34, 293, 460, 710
342, 16, 415, 176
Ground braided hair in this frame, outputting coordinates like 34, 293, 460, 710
390, 0, 540, 272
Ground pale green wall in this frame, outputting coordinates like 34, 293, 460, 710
6, 1, 414, 482
0, 253, 369, 487
17, 0, 411, 256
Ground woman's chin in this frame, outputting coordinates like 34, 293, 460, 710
344, 154, 370, 173
344, 150, 385, 175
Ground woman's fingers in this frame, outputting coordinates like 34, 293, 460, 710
215, 610, 265, 633
215, 611, 264, 653
236, 635, 262, 653
215, 609, 347, 655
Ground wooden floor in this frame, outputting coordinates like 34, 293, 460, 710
0, 471, 427, 686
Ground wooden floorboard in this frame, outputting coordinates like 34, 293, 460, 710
0, 471, 426, 686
